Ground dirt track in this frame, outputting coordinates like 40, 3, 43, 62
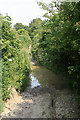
1, 86, 80, 118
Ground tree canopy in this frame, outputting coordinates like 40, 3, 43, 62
14, 23, 28, 31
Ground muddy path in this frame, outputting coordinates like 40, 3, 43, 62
1, 87, 54, 118
1, 60, 80, 118
1, 87, 80, 118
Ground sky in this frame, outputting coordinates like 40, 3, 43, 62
0, 0, 51, 26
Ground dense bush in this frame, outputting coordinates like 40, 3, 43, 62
1, 14, 31, 101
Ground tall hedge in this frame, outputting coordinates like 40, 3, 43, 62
1, 15, 31, 101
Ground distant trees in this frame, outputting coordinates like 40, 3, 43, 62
14, 23, 28, 31
28, 18, 42, 39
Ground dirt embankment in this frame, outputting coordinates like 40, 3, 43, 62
1, 86, 80, 118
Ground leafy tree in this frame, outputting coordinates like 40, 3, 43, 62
14, 23, 28, 31
28, 18, 42, 39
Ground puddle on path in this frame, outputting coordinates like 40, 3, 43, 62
30, 74, 41, 88
29, 61, 69, 90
